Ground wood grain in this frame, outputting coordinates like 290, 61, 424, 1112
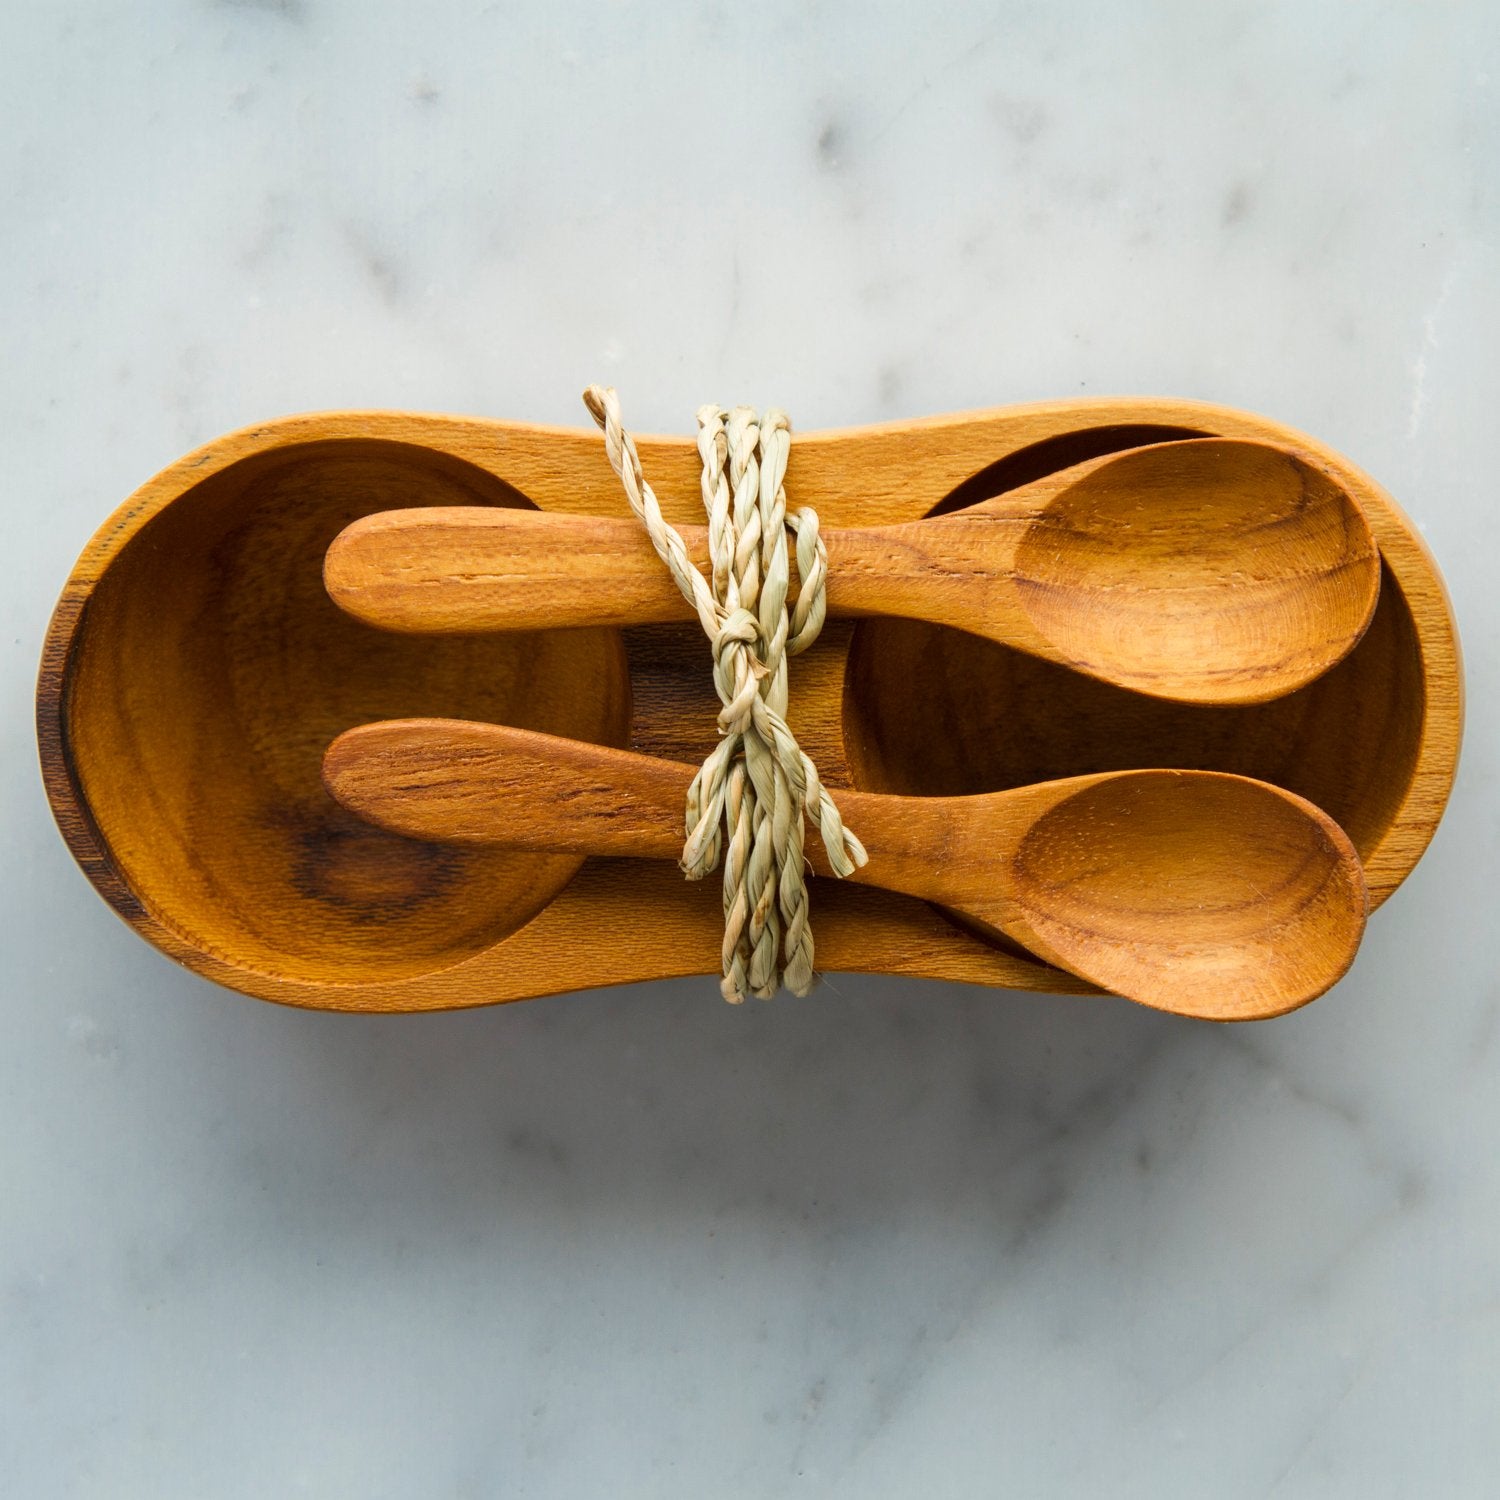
36, 399, 1462, 1013
322, 718, 1369, 1019
324, 439, 1380, 706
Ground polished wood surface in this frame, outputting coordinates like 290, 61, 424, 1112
36, 398, 1462, 1014
325, 439, 1380, 706
323, 719, 1368, 1019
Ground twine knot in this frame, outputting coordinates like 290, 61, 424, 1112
583, 385, 867, 1003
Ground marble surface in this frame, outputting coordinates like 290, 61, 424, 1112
3, 2, 1497, 1494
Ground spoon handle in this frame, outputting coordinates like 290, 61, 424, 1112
320, 718, 1037, 909
324, 716, 700, 859
321, 450, 1135, 640
325, 507, 697, 634
322, 504, 1033, 637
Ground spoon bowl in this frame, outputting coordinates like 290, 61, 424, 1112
1008, 439, 1380, 701
1007, 773, 1367, 1013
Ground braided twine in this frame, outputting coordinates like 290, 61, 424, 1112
582, 386, 867, 1003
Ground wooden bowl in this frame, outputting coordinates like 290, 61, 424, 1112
38, 401, 1461, 1014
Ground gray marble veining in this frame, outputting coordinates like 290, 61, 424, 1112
2, 2, 1496, 1495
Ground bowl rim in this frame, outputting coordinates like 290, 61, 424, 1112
36, 398, 1463, 1011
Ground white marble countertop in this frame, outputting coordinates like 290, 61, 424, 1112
4, 2, 1496, 1494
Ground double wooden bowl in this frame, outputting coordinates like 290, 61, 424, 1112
38, 400, 1462, 1016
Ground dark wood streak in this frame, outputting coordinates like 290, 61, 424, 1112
36, 591, 150, 929
283, 813, 466, 922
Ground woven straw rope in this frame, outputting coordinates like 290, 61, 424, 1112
582, 386, 867, 1003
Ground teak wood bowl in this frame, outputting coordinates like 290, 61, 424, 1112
38, 399, 1462, 1018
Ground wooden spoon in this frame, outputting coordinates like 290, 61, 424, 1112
322, 719, 1369, 1018
325, 439, 1380, 706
